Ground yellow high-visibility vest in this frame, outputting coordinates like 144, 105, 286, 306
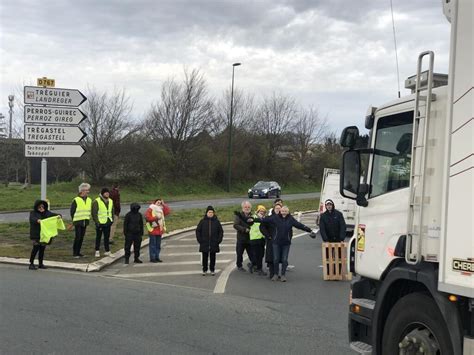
96, 197, 113, 224
72, 196, 92, 222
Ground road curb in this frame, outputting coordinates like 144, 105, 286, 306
0, 213, 316, 272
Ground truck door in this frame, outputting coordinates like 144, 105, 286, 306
356, 110, 413, 279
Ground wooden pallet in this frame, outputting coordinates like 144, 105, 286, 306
322, 242, 352, 281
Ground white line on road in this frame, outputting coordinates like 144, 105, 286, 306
115, 270, 221, 278
165, 244, 234, 248
163, 251, 235, 256
213, 232, 308, 294
130, 259, 232, 267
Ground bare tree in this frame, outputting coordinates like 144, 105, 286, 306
146, 68, 214, 175
81, 88, 138, 182
289, 107, 329, 165
254, 93, 297, 172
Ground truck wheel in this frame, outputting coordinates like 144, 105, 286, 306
382, 293, 454, 355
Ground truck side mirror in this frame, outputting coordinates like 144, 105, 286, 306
340, 150, 361, 199
340, 126, 359, 149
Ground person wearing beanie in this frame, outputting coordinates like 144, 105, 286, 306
91, 187, 114, 257
196, 206, 223, 276
319, 199, 346, 242
248, 205, 268, 276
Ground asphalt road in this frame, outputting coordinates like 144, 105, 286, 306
0, 192, 320, 223
0, 212, 353, 354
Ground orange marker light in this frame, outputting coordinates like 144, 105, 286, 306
448, 295, 458, 302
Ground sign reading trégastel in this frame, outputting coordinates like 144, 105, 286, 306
24, 124, 86, 143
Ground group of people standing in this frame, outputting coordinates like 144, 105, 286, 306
29, 182, 346, 279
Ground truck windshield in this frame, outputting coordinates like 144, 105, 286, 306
370, 111, 413, 197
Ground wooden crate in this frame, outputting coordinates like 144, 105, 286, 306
322, 242, 352, 281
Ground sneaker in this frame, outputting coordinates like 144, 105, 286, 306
29, 264, 37, 270
95, 251, 100, 257
211, 272, 215, 276
202, 272, 207, 276
271, 275, 278, 281
124, 258, 129, 264
78, 254, 85, 258
237, 267, 246, 272
280, 275, 287, 282
157, 259, 163, 263
134, 259, 143, 264
150, 259, 158, 263
257, 270, 267, 276
38, 264, 48, 269
73, 255, 80, 259
104, 251, 111, 257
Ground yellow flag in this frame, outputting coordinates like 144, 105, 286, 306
40, 216, 65, 243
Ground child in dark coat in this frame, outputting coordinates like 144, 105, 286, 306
123, 203, 144, 264
196, 206, 224, 276
29, 200, 59, 270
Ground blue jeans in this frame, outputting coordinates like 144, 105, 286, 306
149, 235, 162, 261
272, 244, 290, 276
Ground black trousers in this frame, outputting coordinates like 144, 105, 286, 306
236, 241, 252, 268
30, 242, 46, 265
124, 235, 142, 260
95, 225, 111, 251
202, 251, 216, 272
73, 224, 87, 256
250, 239, 265, 270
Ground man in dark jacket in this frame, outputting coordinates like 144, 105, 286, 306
29, 200, 59, 270
319, 199, 346, 242
233, 200, 253, 271
123, 202, 144, 264
196, 206, 224, 275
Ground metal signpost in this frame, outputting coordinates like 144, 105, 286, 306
24, 78, 87, 201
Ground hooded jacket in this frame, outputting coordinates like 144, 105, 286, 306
196, 212, 224, 253
258, 213, 312, 246
123, 203, 144, 237
29, 200, 58, 240
319, 199, 346, 242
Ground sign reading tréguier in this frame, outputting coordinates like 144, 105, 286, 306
25, 144, 86, 158
24, 86, 87, 107
24, 124, 86, 143
24, 105, 87, 125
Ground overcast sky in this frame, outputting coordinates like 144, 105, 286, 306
0, 0, 450, 134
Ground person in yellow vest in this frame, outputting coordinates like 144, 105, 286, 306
248, 205, 268, 276
70, 183, 92, 258
91, 188, 114, 257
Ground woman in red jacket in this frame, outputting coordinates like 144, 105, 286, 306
145, 198, 170, 263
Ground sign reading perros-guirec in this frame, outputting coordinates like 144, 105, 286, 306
24, 105, 87, 125
24, 86, 87, 107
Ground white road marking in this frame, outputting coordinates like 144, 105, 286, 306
130, 259, 232, 267
115, 270, 221, 278
163, 251, 235, 256
165, 244, 234, 248
213, 232, 308, 294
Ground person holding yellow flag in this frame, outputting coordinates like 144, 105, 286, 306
29, 200, 61, 270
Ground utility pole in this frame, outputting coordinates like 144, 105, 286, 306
226, 62, 241, 192
8, 95, 14, 139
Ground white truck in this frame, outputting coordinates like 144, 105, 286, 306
316, 168, 356, 236
340, 0, 473, 354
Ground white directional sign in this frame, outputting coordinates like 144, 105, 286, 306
24, 105, 87, 125
24, 86, 87, 107
24, 124, 86, 143
25, 144, 86, 158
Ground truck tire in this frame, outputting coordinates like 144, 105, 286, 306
381, 292, 454, 355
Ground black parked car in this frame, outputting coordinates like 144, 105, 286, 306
247, 181, 281, 199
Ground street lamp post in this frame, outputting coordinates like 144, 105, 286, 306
8, 95, 14, 139
226, 62, 241, 192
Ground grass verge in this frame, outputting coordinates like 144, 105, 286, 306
0, 198, 318, 263
0, 180, 319, 212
